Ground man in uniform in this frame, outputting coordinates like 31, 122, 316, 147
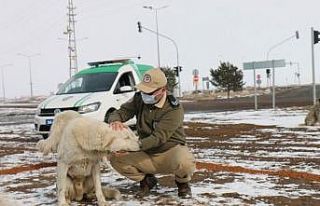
107, 68, 195, 198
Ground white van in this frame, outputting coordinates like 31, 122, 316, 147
34, 59, 153, 138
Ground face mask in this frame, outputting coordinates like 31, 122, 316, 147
141, 92, 158, 104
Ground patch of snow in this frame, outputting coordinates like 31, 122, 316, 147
185, 107, 307, 128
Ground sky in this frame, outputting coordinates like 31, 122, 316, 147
1, 0, 320, 98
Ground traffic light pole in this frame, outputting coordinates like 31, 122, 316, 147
266, 31, 299, 110
272, 61, 276, 109
311, 27, 317, 105
137, 23, 182, 97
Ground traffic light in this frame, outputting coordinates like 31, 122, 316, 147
137, 21, 142, 33
174, 66, 182, 77
266, 69, 270, 78
314, 30, 320, 44
295, 31, 299, 39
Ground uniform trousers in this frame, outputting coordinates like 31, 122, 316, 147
110, 145, 195, 183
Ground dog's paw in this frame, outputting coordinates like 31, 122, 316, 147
58, 202, 70, 206
97, 200, 109, 206
102, 187, 121, 200
112, 189, 121, 200
36, 140, 49, 154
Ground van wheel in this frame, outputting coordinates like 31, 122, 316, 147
42, 134, 49, 139
104, 108, 116, 123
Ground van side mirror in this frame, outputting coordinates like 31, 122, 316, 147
119, 86, 134, 93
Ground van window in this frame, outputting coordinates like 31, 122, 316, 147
114, 72, 136, 93
57, 72, 118, 94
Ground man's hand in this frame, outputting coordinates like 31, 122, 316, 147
110, 121, 127, 131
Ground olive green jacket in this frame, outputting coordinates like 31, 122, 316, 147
107, 92, 186, 153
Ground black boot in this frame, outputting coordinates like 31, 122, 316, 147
176, 181, 192, 198
136, 174, 158, 198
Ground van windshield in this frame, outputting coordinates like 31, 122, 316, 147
57, 72, 118, 94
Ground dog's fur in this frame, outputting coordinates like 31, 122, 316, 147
305, 105, 320, 126
37, 111, 140, 206
0, 194, 22, 206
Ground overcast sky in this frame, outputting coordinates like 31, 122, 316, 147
1, 0, 320, 98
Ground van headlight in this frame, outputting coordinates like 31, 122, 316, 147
35, 108, 41, 116
78, 102, 101, 114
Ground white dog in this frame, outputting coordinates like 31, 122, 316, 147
0, 194, 22, 206
37, 111, 140, 206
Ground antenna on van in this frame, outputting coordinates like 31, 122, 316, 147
121, 55, 141, 59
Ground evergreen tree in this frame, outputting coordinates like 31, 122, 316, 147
160, 67, 177, 93
209, 62, 245, 98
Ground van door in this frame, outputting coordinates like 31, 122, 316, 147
113, 71, 136, 107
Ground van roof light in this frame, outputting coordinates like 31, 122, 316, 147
87, 59, 131, 67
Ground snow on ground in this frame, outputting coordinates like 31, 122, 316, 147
0, 107, 319, 205
185, 107, 307, 128
185, 107, 320, 175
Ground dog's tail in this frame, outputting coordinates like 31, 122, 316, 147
36, 110, 81, 155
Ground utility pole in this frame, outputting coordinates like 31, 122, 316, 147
17, 53, 40, 98
64, 0, 78, 77
0, 64, 12, 102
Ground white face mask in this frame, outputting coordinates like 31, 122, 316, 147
141, 92, 158, 104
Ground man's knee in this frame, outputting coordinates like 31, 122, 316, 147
173, 146, 195, 165
177, 160, 196, 175
171, 146, 196, 178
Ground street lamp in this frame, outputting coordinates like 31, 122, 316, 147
17, 53, 40, 98
143, 5, 169, 67
266, 31, 299, 109
0, 64, 13, 102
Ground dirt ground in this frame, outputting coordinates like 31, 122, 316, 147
1, 122, 319, 205
0, 99, 319, 205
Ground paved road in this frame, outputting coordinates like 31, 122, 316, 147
183, 85, 318, 112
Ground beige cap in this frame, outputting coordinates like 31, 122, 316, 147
135, 68, 167, 93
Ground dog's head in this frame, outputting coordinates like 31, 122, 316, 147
109, 129, 140, 152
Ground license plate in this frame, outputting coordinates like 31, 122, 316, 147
46, 119, 53, 125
